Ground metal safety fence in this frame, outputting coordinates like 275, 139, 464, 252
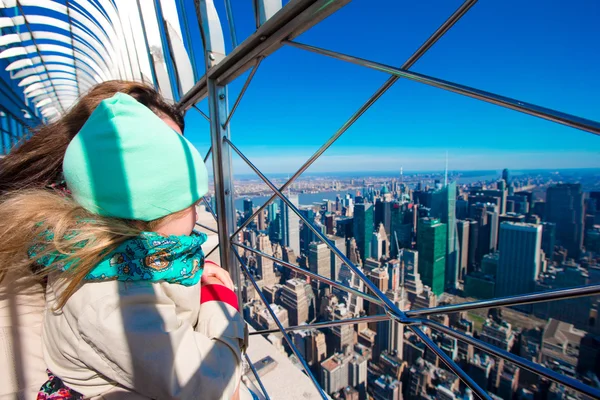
181, 1, 600, 399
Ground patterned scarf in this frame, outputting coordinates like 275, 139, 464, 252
31, 231, 207, 286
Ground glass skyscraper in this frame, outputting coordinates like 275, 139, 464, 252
496, 222, 543, 301
545, 183, 584, 258
417, 218, 447, 296
430, 182, 459, 291
353, 201, 374, 263
281, 194, 300, 256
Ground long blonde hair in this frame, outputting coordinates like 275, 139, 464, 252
0, 189, 188, 308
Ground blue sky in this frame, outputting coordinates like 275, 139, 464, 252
183, 0, 600, 174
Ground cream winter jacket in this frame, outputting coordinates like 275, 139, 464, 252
43, 272, 247, 400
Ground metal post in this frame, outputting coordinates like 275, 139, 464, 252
206, 79, 242, 313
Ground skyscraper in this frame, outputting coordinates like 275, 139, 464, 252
390, 201, 412, 257
502, 168, 510, 184
417, 218, 447, 296
546, 184, 584, 258
267, 202, 279, 224
496, 222, 542, 299
456, 220, 470, 280
280, 278, 312, 326
281, 194, 300, 256
541, 222, 556, 260
256, 234, 277, 287
375, 198, 392, 235
243, 198, 253, 221
430, 182, 458, 291
354, 202, 374, 262
299, 208, 317, 255
309, 242, 331, 280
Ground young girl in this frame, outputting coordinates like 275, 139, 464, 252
0, 93, 250, 399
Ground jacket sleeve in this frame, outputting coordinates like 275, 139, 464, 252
76, 282, 245, 400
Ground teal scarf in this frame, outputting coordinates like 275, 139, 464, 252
31, 231, 207, 286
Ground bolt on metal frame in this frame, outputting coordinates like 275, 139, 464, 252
180, 1, 600, 399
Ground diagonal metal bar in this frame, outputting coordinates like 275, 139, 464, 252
409, 325, 491, 400
203, 146, 212, 163
194, 221, 218, 234
233, 242, 384, 306
244, 353, 271, 400
205, 243, 220, 258
251, 314, 391, 336
231, 0, 478, 238
226, 138, 411, 324
286, 40, 600, 136
64, 0, 81, 97
179, 0, 352, 108
406, 284, 600, 318
222, 57, 263, 129
224, 0, 239, 48
421, 319, 600, 399
233, 248, 328, 399
192, 104, 211, 122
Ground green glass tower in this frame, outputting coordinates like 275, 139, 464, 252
417, 217, 447, 296
430, 182, 458, 291
354, 202, 373, 263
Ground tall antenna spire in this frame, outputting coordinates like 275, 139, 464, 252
444, 151, 448, 187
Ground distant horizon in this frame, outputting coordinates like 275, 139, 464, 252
229, 167, 600, 180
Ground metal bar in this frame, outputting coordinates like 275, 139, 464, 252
233, 248, 328, 399
406, 284, 600, 318
233, 242, 384, 306
16, 2, 66, 114
205, 243, 220, 259
226, 138, 410, 324
194, 221, 218, 234
203, 146, 212, 163
192, 104, 211, 121
64, 0, 81, 97
232, 0, 478, 237
253, 0, 261, 29
421, 319, 600, 399
178, 0, 351, 109
286, 41, 600, 136
207, 79, 243, 313
244, 353, 271, 400
222, 57, 263, 129
224, 0, 239, 48
408, 325, 491, 400
251, 314, 391, 336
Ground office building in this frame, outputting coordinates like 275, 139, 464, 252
281, 194, 300, 256
299, 208, 316, 255
417, 218, 447, 296
354, 201, 374, 262
456, 220, 470, 280
390, 201, 413, 257
496, 222, 542, 302
292, 329, 327, 371
309, 242, 331, 280
546, 183, 584, 258
256, 234, 278, 287
430, 182, 459, 291
375, 197, 392, 235
267, 202, 279, 224
280, 278, 312, 326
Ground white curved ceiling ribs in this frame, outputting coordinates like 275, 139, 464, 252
0, 0, 197, 120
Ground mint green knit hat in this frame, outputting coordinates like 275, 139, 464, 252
63, 93, 208, 221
